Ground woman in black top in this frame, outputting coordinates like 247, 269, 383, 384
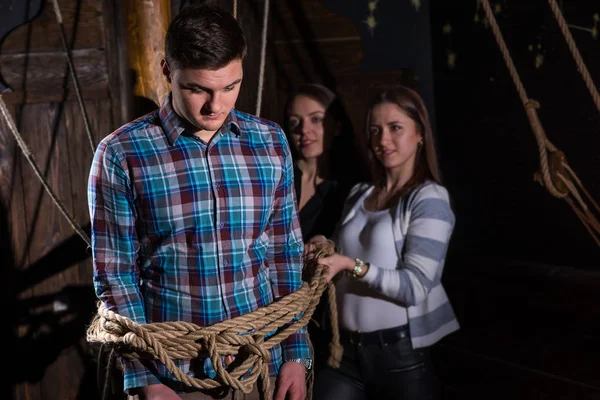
284, 83, 364, 371
284, 84, 362, 240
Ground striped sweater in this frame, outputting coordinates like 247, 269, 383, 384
335, 181, 459, 348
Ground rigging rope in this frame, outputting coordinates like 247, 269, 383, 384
479, 0, 600, 247
255, 0, 270, 117
546, 0, 600, 115
51, 0, 96, 152
0, 95, 91, 247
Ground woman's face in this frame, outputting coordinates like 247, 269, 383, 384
369, 102, 422, 174
287, 95, 330, 160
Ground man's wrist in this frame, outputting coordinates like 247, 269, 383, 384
286, 358, 313, 371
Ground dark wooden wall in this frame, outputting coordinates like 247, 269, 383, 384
1, 0, 122, 399
2, 0, 599, 399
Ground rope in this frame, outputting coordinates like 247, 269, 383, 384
479, 0, 600, 246
51, 0, 96, 153
232, 0, 238, 19
0, 95, 91, 247
87, 241, 342, 400
547, 0, 600, 114
255, 0, 270, 117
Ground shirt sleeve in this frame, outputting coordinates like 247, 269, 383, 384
265, 127, 311, 362
361, 184, 455, 307
88, 140, 161, 389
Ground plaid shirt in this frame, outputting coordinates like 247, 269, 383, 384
88, 94, 309, 391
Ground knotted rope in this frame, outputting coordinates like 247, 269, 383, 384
87, 240, 342, 399
479, 0, 600, 247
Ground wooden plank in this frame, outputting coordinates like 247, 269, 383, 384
271, 0, 360, 43
64, 99, 105, 285
1, 0, 104, 54
0, 101, 30, 400
13, 102, 81, 400
233, 0, 279, 122
101, 0, 127, 128
0, 48, 108, 94
273, 40, 363, 85
0, 98, 16, 206
435, 257, 600, 398
1, 85, 110, 105
434, 344, 600, 400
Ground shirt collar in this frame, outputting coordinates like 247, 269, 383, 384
159, 92, 242, 145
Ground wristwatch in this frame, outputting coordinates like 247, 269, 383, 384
352, 258, 365, 278
287, 358, 313, 372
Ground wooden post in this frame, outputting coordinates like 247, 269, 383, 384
125, 0, 171, 108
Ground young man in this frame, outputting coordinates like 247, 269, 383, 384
88, 5, 310, 400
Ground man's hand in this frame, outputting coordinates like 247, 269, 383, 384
131, 383, 181, 400
274, 361, 307, 400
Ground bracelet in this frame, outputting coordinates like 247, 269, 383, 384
352, 258, 365, 279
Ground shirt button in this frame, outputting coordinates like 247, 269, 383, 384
215, 183, 221, 189
223, 259, 229, 266
219, 221, 225, 228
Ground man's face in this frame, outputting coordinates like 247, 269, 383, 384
162, 59, 243, 137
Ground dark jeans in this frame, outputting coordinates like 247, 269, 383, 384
312, 325, 440, 400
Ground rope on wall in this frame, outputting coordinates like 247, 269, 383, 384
479, 0, 600, 247
51, 0, 96, 153
255, 0, 270, 117
0, 95, 91, 247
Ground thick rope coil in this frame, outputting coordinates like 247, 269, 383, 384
87, 240, 341, 400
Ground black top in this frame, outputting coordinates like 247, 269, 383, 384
293, 166, 353, 241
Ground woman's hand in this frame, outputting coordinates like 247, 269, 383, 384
317, 253, 355, 282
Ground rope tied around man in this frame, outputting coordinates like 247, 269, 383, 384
86, 240, 342, 399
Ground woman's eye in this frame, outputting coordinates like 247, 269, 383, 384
391, 125, 402, 131
311, 117, 323, 124
369, 128, 380, 136
188, 88, 203, 94
288, 119, 299, 129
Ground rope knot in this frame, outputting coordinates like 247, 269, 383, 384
525, 99, 540, 109
244, 336, 271, 361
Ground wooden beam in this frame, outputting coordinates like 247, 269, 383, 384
0, 48, 108, 93
125, 0, 171, 108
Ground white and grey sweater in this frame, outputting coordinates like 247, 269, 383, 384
334, 181, 460, 349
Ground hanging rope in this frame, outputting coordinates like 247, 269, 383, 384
478, 0, 600, 247
87, 240, 343, 400
255, 0, 270, 117
232, 0, 238, 19
51, 0, 96, 152
547, 0, 600, 115
0, 95, 91, 247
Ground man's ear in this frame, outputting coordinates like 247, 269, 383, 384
161, 59, 171, 83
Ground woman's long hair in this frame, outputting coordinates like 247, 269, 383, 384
283, 83, 363, 183
364, 86, 442, 196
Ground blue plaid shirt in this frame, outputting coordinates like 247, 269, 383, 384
88, 94, 309, 391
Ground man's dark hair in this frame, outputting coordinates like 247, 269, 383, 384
165, 5, 247, 70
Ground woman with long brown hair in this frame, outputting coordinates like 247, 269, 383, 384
310, 86, 459, 399
283, 83, 365, 374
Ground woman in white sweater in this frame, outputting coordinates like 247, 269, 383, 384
310, 86, 459, 400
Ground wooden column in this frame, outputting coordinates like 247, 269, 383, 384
125, 0, 171, 108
